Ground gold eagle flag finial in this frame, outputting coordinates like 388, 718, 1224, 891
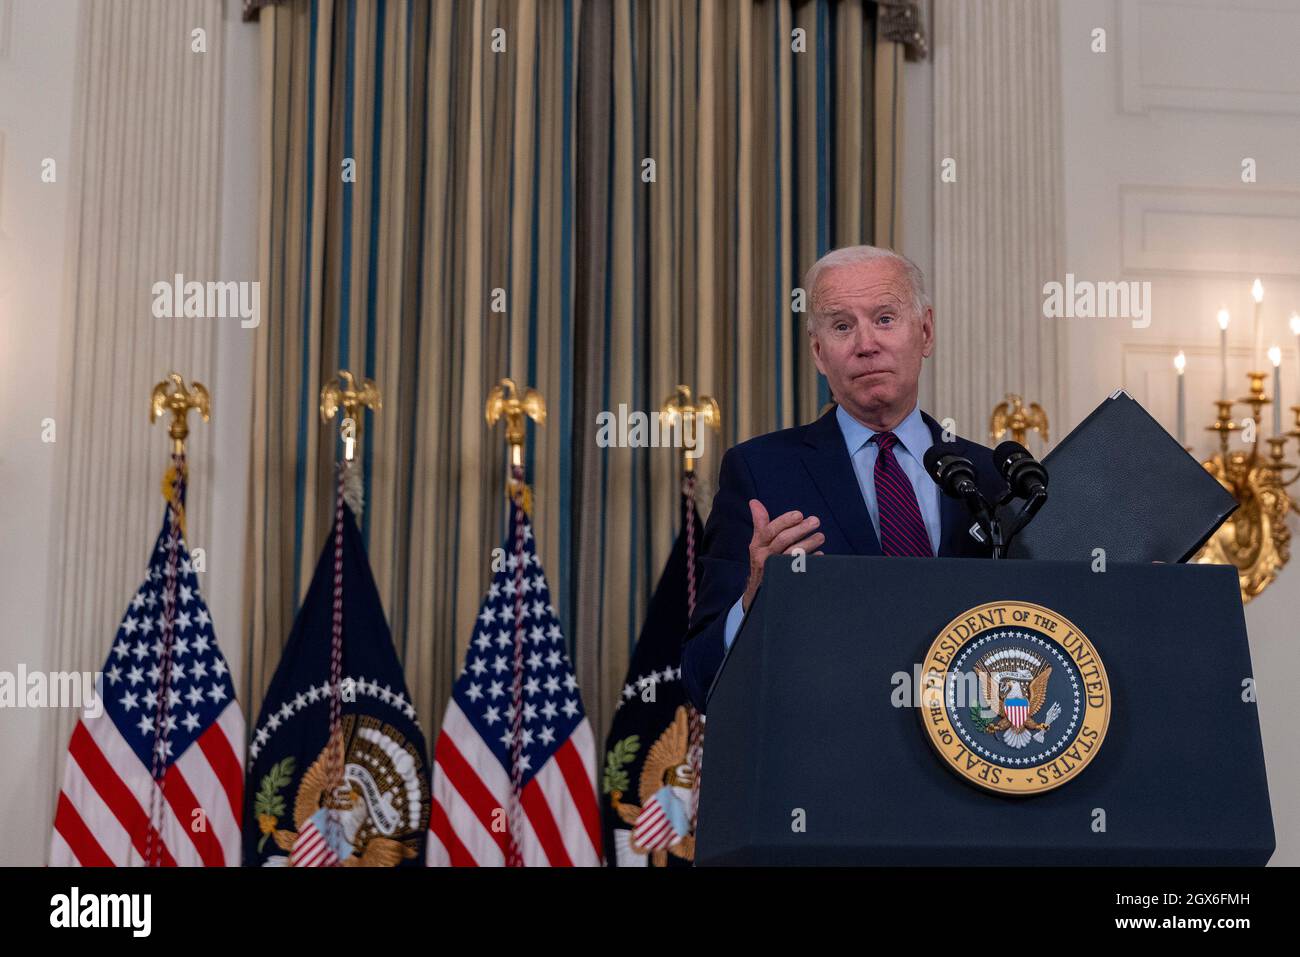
486, 379, 546, 510
149, 372, 209, 539
659, 385, 721, 475
990, 393, 1049, 448
150, 372, 210, 456
320, 370, 381, 461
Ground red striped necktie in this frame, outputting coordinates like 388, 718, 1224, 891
872, 431, 933, 557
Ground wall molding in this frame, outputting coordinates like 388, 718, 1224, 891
1120, 0, 1300, 115
1119, 184, 1300, 278
1121, 340, 1297, 454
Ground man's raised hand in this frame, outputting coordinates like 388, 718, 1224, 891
742, 499, 825, 611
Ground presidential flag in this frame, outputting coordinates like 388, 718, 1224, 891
428, 495, 601, 866
244, 499, 429, 867
602, 491, 703, 866
51, 474, 245, 866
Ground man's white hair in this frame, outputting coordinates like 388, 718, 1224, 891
803, 245, 931, 333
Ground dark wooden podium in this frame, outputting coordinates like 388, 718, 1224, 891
696, 556, 1275, 865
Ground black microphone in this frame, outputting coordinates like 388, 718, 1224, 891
925, 443, 1006, 557
994, 441, 1049, 500
923, 443, 982, 502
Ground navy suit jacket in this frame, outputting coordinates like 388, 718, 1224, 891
681, 406, 1007, 712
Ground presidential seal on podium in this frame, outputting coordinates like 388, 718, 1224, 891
919, 600, 1111, 795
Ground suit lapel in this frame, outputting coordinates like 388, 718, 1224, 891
800, 408, 880, 555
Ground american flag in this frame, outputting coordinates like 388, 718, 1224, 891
631, 789, 685, 851
428, 497, 601, 866
50, 496, 244, 866
288, 810, 342, 867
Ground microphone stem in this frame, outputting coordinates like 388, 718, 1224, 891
1001, 487, 1048, 549
960, 484, 1003, 559
989, 517, 1005, 560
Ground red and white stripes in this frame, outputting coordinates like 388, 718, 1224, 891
51, 703, 244, 867
427, 701, 600, 867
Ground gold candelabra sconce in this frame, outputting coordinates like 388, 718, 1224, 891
990, 394, 1049, 449
1192, 370, 1298, 604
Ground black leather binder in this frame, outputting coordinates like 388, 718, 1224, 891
1005, 391, 1238, 564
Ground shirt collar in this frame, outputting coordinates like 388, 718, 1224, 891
835, 403, 933, 463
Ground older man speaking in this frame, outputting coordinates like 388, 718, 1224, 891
681, 245, 1007, 711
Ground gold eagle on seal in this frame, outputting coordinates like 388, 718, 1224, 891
973, 648, 1062, 750
609, 706, 697, 865
258, 716, 426, 866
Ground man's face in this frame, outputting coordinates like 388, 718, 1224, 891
809, 258, 934, 424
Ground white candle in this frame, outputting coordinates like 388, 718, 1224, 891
1269, 346, 1283, 434
1252, 279, 1265, 370
1218, 308, 1231, 402
1174, 352, 1186, 445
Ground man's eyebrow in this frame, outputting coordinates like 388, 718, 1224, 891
867, 298, 907, 317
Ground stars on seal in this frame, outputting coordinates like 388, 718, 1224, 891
248, 673, 422, 760
614, 665, 684, 712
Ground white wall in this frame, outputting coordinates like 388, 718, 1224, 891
0, 0, 82, 865
0, 0, 258, 865
1059, 0, 1300, 864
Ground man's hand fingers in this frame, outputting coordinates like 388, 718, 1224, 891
748, 499, 771, 533
767, 516, 820, 554
754, 509, 800, 546
783, 532, 826, 556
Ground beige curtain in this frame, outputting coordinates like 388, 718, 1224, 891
246, 0, 578, 736
42, 0, 228, 847
570, 0, 908, 739
245, 0, 911, 754
932, 0, 1065, 441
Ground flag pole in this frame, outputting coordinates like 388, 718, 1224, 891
659, 385, 720, 839
486, 378, 546, 867
318, 370, 381, 857
144, 373, 209, 865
